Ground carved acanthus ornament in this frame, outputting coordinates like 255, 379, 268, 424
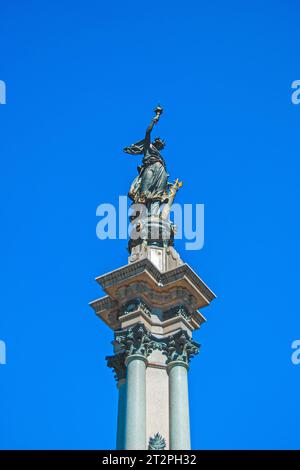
106, 352, 126, 382
163, 330, 200, 365
113, 323, 165, 359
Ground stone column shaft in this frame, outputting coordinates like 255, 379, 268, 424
168, 361, 191, 450
125, 355, 147, 450
116, 379, 127, 450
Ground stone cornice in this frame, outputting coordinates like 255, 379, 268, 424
90, 293, 206, 335
90, 295, 207, 335
90, 295, 118, 312
95, 258, 216, 304
90, 258, 215, 333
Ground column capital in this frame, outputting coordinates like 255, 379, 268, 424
163, 330, 200, 366
113, 322, 164, 360
106, 352, 127, 383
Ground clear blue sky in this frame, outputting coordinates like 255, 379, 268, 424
0, 0, 299, 450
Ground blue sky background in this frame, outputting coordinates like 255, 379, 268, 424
1, 0, 300, 450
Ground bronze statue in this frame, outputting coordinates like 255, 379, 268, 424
124, 106, 182, 217
124, 106, 182, 251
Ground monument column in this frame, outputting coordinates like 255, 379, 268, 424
89, 104, 216, 450
114, 324, 154, 450
106, 353, 127, 450
116, 378, 127, 450
125, 354, 147, 449
168, 361, 190, 450
164, 331, 200, 450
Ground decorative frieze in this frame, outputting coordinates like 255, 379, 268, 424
114, 282, 198, 310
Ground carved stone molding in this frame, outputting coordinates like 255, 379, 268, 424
163, 304, 191, 322
110, 323, 199, 368
114, 281, 198, 311
121, 298, 152, 318
90, 257, 216, 333
96, 258, 216, 305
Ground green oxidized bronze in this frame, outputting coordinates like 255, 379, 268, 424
124, 105, 182, 211
114, 323, 152, 358
113, 323, 166, 359
124, 106, 168, 207
124, 106, 183, 252
163, 330, 200, 365
106, 352, 127, 382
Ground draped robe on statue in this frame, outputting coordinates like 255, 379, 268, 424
123, 128, 169, 204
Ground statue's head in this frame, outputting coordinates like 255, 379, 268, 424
153, 137, 165, 151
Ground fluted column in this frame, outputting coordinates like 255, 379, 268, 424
164, 331, 200, 450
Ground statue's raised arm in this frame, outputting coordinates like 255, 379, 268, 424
125, 105, 182, 217
144, 106, 163, 146
124, 105, 182, 255
123, 105, 164, 156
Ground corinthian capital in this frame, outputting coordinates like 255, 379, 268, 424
113, 323, 155, 359
163, 330, 200, 365
106, 352, 126, 382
